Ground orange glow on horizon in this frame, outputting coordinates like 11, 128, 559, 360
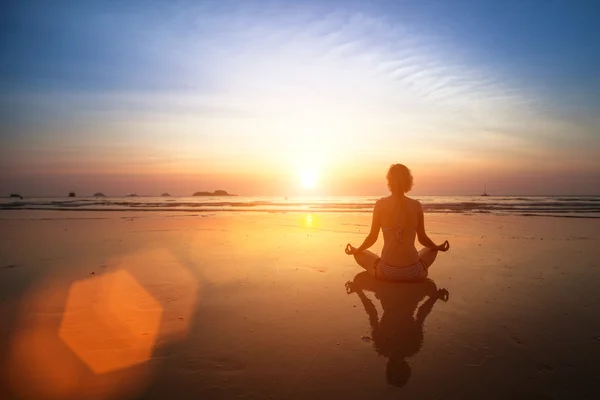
6, 151, 599, 196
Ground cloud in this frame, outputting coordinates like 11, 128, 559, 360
1, 0, 598, 195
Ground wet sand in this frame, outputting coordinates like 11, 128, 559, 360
1, 211, 599, 399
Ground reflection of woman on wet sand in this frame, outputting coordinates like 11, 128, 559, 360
346, 164, 449, 281
346, 272, 449, 387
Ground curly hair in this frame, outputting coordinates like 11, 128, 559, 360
386, 164, 413, 194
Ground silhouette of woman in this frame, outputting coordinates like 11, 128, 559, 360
345, 164, 449, 281
345, 271, 449, 387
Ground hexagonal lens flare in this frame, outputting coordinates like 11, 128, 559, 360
59, 270, 163, 374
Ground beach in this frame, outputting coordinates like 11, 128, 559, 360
1, 210, 599, 399
3, 0, 600, 397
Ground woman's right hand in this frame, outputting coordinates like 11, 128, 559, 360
437, 240, 450, 252
437, 288, 449, 302
345, 243, 357, 255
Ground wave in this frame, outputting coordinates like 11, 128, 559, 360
2, 196, 600, 218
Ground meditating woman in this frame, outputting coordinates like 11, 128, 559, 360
345, 164, 450, 281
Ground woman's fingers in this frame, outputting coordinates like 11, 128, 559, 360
345, 243, 353, 255
438, 240, 450, 252
345, 244, 360, 255
438, 288, 449, 301
345, 281, 355, 294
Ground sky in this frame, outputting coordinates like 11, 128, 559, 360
1, 0, 599, 196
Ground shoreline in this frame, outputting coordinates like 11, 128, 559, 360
1, 209, 599, 220
2, 194, 599, 218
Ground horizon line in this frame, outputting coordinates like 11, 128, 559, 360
4, 194, 599, 198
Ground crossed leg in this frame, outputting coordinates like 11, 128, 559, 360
352, 247, 440, 280
352, 250, 380, 277
418, 247, 439, 277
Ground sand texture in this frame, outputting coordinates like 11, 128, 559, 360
1, 211, 600, 399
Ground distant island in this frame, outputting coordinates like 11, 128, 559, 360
127, 194, 139, 197
161, 193, 171, 197
9, 193, 23, 199
192, 190, 235, 196
68, 191, 76, 197
94, 192, 106, 197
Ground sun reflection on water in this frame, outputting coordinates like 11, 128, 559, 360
302, 213, 323, 229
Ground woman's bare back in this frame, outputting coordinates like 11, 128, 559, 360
378, 195, 420, 267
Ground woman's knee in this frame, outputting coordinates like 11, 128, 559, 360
420, 248, 438, 268
353, 250, 379, 271
353, 252, 363, 265
353, 252, 366, 268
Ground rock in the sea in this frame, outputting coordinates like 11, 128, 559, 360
127, 193, 138, 197
68, 191, 76, 197
94, 192, 106, 197
192, 190, 233, 196
161, 192, 171, 197
9, 193, 23, 199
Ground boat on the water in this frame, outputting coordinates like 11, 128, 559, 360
481, 184, 490, 197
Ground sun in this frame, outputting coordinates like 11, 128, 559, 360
299, 169, 319, 189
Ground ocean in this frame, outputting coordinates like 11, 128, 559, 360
1, 195, 599, 218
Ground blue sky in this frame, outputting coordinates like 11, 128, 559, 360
1, 0, 599, 195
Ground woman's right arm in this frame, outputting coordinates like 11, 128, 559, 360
416, 202, 449, 251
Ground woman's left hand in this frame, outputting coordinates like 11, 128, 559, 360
345, 243, 357, 255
